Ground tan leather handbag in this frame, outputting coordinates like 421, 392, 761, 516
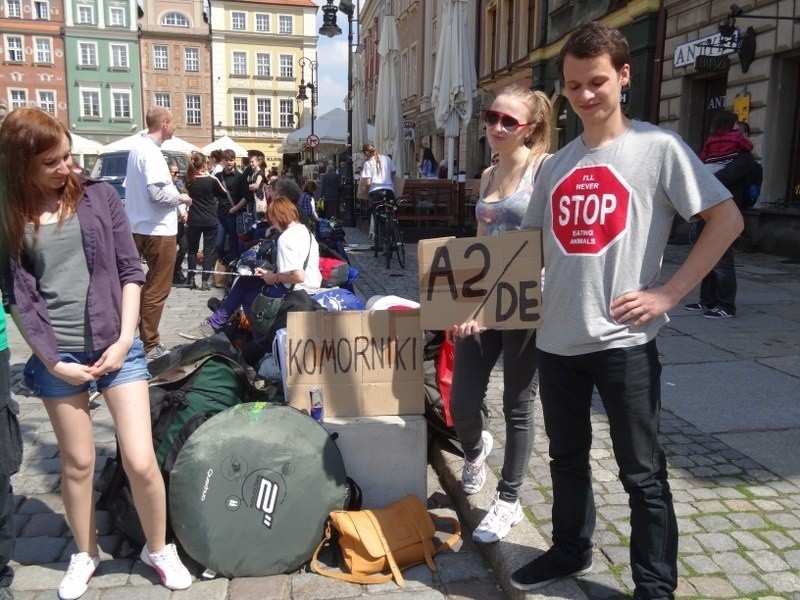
311, 494, 460, 587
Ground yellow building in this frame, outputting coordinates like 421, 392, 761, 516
211, 0, 317, 168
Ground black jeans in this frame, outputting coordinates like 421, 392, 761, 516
691, 220, 736, 314
538, 341, 677, 600
450, 328, 537, 502
186, 224, 218, 283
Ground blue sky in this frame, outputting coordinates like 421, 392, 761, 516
313, 0, 350, 116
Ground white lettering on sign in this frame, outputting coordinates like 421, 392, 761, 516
557, 194, 617, 227
551, 165, 631, 256
674, 30, 739, 68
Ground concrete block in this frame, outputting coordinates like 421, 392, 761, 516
323, 415, 427, 508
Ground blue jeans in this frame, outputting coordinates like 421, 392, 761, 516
216, 214, 240, 262
23, 339, 149, 398
450, 328, 537, 502
538, 340, 677, 600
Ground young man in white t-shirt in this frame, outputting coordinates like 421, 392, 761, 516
124, 107, 192, 360
512, 22, 743, 599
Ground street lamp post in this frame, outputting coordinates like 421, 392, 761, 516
320, 0, 356, 226
297, 57, 317, 163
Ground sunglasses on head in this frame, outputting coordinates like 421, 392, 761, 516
481, 109, 531, 132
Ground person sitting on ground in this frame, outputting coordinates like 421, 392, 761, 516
179, 196, 322, 341
699, 110, 753, 173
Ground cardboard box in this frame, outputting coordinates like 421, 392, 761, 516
322, 416, 427, 508
285, 310, 424, 417
417, 229, 542, 331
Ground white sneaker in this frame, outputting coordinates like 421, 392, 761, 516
58, 552, 100, 600
461, 430, 494, 495
472, 493, 524, 543
140, 543, 192, 590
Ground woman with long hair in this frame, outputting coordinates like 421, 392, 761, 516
450, 86, 552, 543
184, 151, 228, 290
0, 108, 191, 600
179, 195, 322, 341
360, 143, 396, 205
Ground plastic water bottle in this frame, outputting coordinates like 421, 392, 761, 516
310, 388, 324, 422
748, 183, 760, 203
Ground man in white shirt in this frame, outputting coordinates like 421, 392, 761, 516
125, 107, 192, 360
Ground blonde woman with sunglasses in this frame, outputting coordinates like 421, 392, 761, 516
450, 85, 552, 544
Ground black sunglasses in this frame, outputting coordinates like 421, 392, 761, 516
481, 109, 531, 132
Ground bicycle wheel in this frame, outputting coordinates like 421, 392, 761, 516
391, 220, 406, 269
384, 217, 394, 269
373, 214, 382, 258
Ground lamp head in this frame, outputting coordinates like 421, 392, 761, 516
730, 4, 743, 17
319, 0, 342, 37
296, 85, 308, 101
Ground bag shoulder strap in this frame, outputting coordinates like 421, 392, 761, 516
310, 523, 394, 585
364, 509, 405, 586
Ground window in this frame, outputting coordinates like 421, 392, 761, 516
109, 6, 125, 26
279, 98, 293, 128
110, 44, 128, 69
112, 90, 131, 119
80, 89, 100, 117
6, 0, 20, 18
256, 98, 271, 127
34, 0, 49, 20
35, 37, 52, 64
78, 42, 97, 67
279, 54, 293, 78
77, 5, 94, 24
10, 90, 27, 109
184, 47, 199, 72
6, 36, 23, 62
233, 97, 248, 127
153, 45, 168, 70
186, 95, 201, 125
278, 15, 292, 34
232, 51, 247, 76
231, 12, 245, 30
255, 14, 270, 32
410, 44, 418, 96
256, 53, 270, 77
162, 12, 189, 27
38, 90, 55, 114
155, 92, 170, 108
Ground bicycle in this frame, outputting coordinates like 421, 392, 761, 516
372, 196, 406, 269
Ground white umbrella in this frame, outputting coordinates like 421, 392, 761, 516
201, 135, 248, 157
70, 132, 103, 154
373, 14, 405, 182
351, 50, 368, 168
431, 0, 477, 178
99, 131, 200, 153
280, 108, 374, 153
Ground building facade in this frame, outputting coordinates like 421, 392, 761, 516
139, 0, 213, 146
210, 0, 317, 168
0, 0, 68, 125
660, 0, 800, 256
63, 0, 143, 142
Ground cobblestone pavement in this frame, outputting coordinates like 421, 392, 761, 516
5, 224, 800, 599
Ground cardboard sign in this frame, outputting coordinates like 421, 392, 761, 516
285, 310, 424, 417
417, 230, 542, 330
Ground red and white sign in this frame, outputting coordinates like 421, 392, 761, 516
306, 134, 320, 148
551, 165, 631, 256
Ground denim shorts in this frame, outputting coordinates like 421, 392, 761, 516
23, 338, 150, 399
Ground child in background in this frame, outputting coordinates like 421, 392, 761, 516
699, 110, 753, 173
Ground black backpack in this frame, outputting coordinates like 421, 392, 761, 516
423, 331, 489, 452
95, 335, 271, 548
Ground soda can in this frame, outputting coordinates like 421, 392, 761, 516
310, 388, 324, 422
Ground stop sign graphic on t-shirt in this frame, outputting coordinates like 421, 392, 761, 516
550, 165, 631, 256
